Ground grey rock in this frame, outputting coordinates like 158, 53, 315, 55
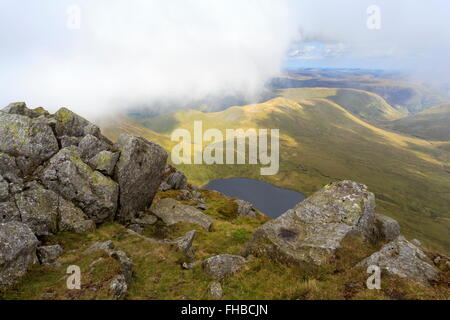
171, 230, 196, 260
0, 112, 59, 173
40, 147, 119, 223
2, 102, 48, 118
234, 199, 257, 218
374, 213, 401, 242
88, 151, 120, 176
151, 198, 213, 231
0, 152, 19, 177
54, 107, 100, 138
357, 236, 439, 284
208, 281, 223, 299
132, 214, 158, 226
0, 176, 9, 201
58, 196, 96, 234
59, 135, 81, 148
110, 250, 133, 283
0, 222, 39, 288
0, 201, 21, 223
196, 204, 209, 211
37, 245, 63, 265
78, 134, 110, 161
110, 274, 128, 300
203, 254, 246, 280
84, 240, 115, 255
15, 184, 59, 236
178, 189, 205, 203
245, 181, 377, 266
411, 239, 422, 247
127, 224, 144, 234
159, 165, 188, 191
114, 134, 168, 223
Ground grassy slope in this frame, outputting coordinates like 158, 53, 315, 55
385, 104, 450, 141
2, 190, 448, 300
100, 98, 450, 253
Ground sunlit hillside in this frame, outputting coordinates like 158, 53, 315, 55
100, 97, 450, 253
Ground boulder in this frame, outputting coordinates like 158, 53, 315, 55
234, 200, 257, 218
78, 134, 111, 161
0, 176, 9, 201
60, 135, 81, 148
208, 281, 223, 299
110, 274, 128, 300
245, 181, 376, 266
203, 254, 246, 280
0, 152, 19, 176
151, 198, 213, 231
40, 147, 118, 223
54, 107, 101, 139
159, 165, 188, 191
0, 111, 59, 173
2, 102, 48, 119
0, 222, 39, 288
357, 236, 439, 284
114, 134, 167, 223
0, 201, 21, 223
374, 213, 401, 242
58, 196, 96, 233
170, 230, 196, 260
37, 245, 63, 265
88, 151, 120, 176
15, 183, 59, 236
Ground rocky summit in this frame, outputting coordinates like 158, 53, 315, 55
0, 102, 448, 300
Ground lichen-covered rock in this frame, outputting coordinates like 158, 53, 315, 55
0, 111, 59, 173
0, 222, 39, 288
0, 201, 21, 223
15, 183, 59, 236
0, 152, 19, 176
78, 134, 111, 161
60, 135, 81, 148
357, 236, 439, 284
208, 281, 223, 299
37, 245, 63, 265
54, 107, 101, 139
245, 181, 376, 266
159, 165, 188, 191
58, 196, 96, 234
114, 134, 167, 223
0, 176, 9, 201
203, 254, 246, 280
151, 198, 213, 231
374, 213, 400, 242
110, 274, 128, 300
40, 147, 118, 223
88, 151, 120, 176
234, 199, 257, 218
170, 230, 196, 260
2, 102, 48, 119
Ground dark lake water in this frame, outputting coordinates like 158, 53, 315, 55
204, 178, 306, 218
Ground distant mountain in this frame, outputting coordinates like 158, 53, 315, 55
278, 88, 405, 122
385, 104, 450, 141
270, 74, 447, 114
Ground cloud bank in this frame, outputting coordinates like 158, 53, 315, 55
0, 0, 297, 118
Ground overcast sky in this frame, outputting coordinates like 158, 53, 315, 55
0, 0, 449, 118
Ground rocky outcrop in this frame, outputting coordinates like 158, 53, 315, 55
203, 254, 246, 280
245, 181, 377, 266
357, 236, 439, 284
208, 281, 223, 299
0, 222, 39, 288
114, 134, 168, 223
0, 102, 169, 288
151, 198, 213, 231
37, 245, 63, 265
169, 230, 196, 260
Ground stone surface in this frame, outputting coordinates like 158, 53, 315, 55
58, 196, 96, 233
234, 199, 257, 218
208, 281, 223, 299
15, 183, 59, 236
374, 213, 400, 242
357, 236, 439, 284
170, 230, 196, 260
78, 134, 111, 161
203, 254, 246, 280
114, 134, 168, 223
151, 198, 213, 231
88, 151, 120, 176
110, 274, 128, 300
40, 147, 118, 223
2, 102, 48, 119
37, 245, 63, 265
411, 239, 422, 247
245, 181, 377, 266
54, 107, 100, 139
0, 111, 59, 173
159, 165, 188, 191
0, 201, 21, 223
0, 222, 39, 288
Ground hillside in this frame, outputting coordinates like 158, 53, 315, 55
101, 98, 450, 253
278, 88, 405, 122
385, 104, 450, 141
